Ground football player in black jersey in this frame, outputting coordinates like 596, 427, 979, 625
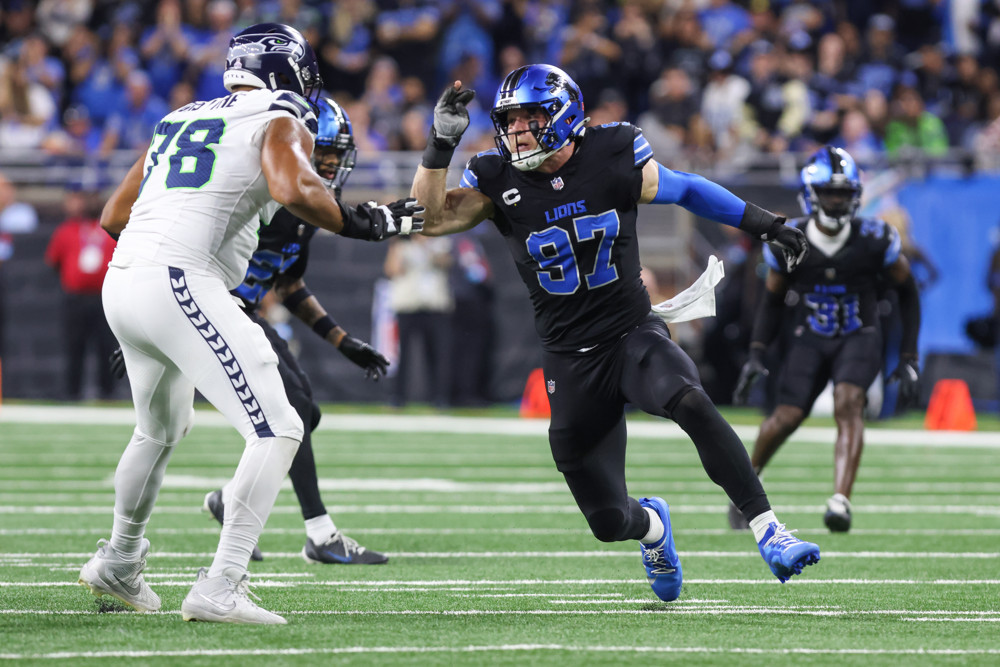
111, 98, 391, 565
411, 64, 821, 601
731, 146, 921, 533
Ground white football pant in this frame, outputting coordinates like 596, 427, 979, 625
102, 265, 302, 574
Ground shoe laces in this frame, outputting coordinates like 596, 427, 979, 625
763, 523, 801, 550
232, 574, 262, 603
642, 543, 676, 575
331, 531, 365, 555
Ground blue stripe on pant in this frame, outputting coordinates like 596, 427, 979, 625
168, 266, 275, 437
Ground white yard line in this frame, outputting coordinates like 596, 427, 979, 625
5, 578, 1000, 588
2, 405, 999, 448
1, 549, 999, 560
3, 503, 1000, 516
5, 526, 1000, 537
2, 645, 999, 660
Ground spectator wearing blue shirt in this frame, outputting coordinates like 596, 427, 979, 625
189, 0, 238, 103
139, 0, 196, 101
522, 0, 570, 65
437, 0, 500, 92
72, 47, 132, 127
100, 71, 169, 156
698, 0, 753, 52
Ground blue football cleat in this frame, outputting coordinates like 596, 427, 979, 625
757, 522, 820, 582
638, 497, 683, 601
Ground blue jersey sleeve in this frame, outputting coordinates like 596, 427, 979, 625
651, 162, 746, 227
459, 149, 499, 190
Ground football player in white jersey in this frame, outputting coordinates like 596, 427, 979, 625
78, 23, 423, 625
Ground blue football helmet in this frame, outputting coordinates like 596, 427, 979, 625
799, 146, 862, 233
313, 97, 356, 196
223, 23, 322, 103
490, 64, 587, 171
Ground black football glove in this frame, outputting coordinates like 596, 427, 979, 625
887, 357, 920, 410
338, 198, 425, 241
422, 83, 476, 168
338, 335, 390, 381
767, 223, 809, 272
732, 347, 768, 406
109, 347, 126, 380
740, 203, 809, 271
432, 83, 475, 148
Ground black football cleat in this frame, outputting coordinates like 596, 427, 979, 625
203, 490, 263, 561
302, 531, 388, 565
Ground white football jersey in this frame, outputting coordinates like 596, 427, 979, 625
113, 88, 316, 288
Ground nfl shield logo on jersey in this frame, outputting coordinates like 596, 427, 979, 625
546, 379, 556, 394
550, 177, 564, 191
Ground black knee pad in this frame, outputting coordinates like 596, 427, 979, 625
586, 507, 628, 543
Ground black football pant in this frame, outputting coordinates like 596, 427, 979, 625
543, 314, 770, 542
250, 311, 326, 521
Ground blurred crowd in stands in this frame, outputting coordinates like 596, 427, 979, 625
2, 0, 1000, 174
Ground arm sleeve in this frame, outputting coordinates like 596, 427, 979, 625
651, 162, 746, 227
750, 287, 786, 347
895, 271, 921, 358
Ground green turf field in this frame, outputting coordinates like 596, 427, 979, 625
1, 404, 998, 665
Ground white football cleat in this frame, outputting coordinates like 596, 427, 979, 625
181, 567, 286, 624
78, 538, 161, 612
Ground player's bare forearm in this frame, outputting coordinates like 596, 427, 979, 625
410, 165, 449, 233
411, 166, 491, 236
262, 117, 347, 234
100, 155, 146, 235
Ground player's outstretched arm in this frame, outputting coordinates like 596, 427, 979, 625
638, 159, 808, 270
262, 117, 422, 241
275, 276, 389, 381
410, 80, 492, 236
100, 154, 147, 238
412, 168, 493, 236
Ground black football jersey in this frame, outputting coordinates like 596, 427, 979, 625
231, 207, 316, 312
460, 123, 652, 351
765, 216, 901, 338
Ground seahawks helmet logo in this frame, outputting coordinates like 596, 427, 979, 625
229, 35, 305, 60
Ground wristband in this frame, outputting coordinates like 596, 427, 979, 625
281, 286, 313, 312
421, 128, 456, 169
312, 315, 338, 339
106, 229, 120, 241
740, 202, 782, 240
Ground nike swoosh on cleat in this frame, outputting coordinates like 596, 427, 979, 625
321, 549, 352, 563
106, 574, 143, 597
197, 593, 236, 612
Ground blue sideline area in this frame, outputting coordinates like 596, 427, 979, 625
899, 174, 999, 357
